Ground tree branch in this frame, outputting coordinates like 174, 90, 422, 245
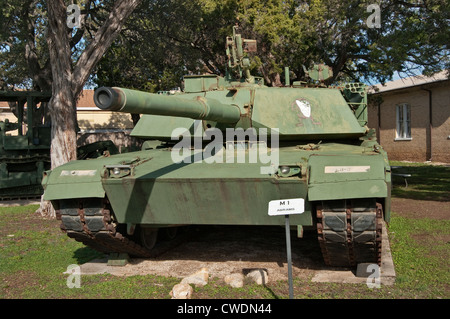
23, 0, 51, 90
71, 0, 142, 97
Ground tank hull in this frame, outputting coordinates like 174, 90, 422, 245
99, 143, 390, 226
43, 141, 390, 267
101, 150, 312, 227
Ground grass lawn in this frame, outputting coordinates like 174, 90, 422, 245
390, 161, 450, 201
0, 161, 449, 300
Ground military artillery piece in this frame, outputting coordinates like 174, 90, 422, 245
0, 91, 51, 199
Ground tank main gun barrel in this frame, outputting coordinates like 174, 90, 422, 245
94, 87, 241, 124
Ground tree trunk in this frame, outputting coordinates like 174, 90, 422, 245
38, 0, 142, 218
38, 90, 78, 219
39, 0, 77, 218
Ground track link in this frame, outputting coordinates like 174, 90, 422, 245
57, 198, 181, 258
316, 198, 382, 267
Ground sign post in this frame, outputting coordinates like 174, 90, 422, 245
268, 198, 304, 299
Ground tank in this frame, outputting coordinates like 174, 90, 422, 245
42, 26, 391, 267
0, 91, 52, 199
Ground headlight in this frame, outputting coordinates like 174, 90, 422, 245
277, 165, 301, 178
104, 165, 132, 178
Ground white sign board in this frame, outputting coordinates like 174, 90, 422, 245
268, 198, 305, 216
324, 166, 370, 173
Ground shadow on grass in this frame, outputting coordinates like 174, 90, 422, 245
72, 246, 106, 265
391, 163, 450, 201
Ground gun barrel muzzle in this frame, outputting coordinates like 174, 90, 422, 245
94, 87, 241, 124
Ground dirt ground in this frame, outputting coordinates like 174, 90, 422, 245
390, 198, 449, 220
82, 197, 446, 282
85, 224, 323, 282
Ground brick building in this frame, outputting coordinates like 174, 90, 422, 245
368, 71, 450, 163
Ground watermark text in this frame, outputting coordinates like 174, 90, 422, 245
66, 264, 81, 288
171, 122, 279, 175
367, 4, 381, 28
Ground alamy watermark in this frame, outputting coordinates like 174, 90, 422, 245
366, 264, 381, 288
367, 4, 381, 28
171, 121, 279, 175
66, 4, 81, 28
66, 264, 81, 288
67, 3, 381, 33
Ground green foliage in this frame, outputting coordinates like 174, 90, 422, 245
0, 1, 49, 89
94, 0, 449, 90
0, 0, 135, 91
1, 0, 448, 91
94, 0, 237, 91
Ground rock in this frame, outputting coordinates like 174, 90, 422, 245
224, 273, 245, 288
181, 267, 209, 287
170, 283, 193, 299
245, 269, 269, 285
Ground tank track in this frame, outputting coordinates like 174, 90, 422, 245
57, 197, 180, 258
0, 186, 43, 201
316, 198, 382, 267
0, 154, 50, 166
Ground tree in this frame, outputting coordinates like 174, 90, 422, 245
37, 0, 142, 217
0, 0, 142, 217
233, 0, 449, 85
94, 0, 237, 92
95, 0, 448, 89
0, 1, 51, 91
46, 0, 141, 163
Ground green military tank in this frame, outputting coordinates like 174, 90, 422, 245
0, 91, 52, 199
42, 26, 391, 267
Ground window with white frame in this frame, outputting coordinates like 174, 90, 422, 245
395, 103, 411, 139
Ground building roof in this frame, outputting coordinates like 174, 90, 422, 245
76, 90, 97, 109
0, 89, 97, 110
370, 70, 449, 94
